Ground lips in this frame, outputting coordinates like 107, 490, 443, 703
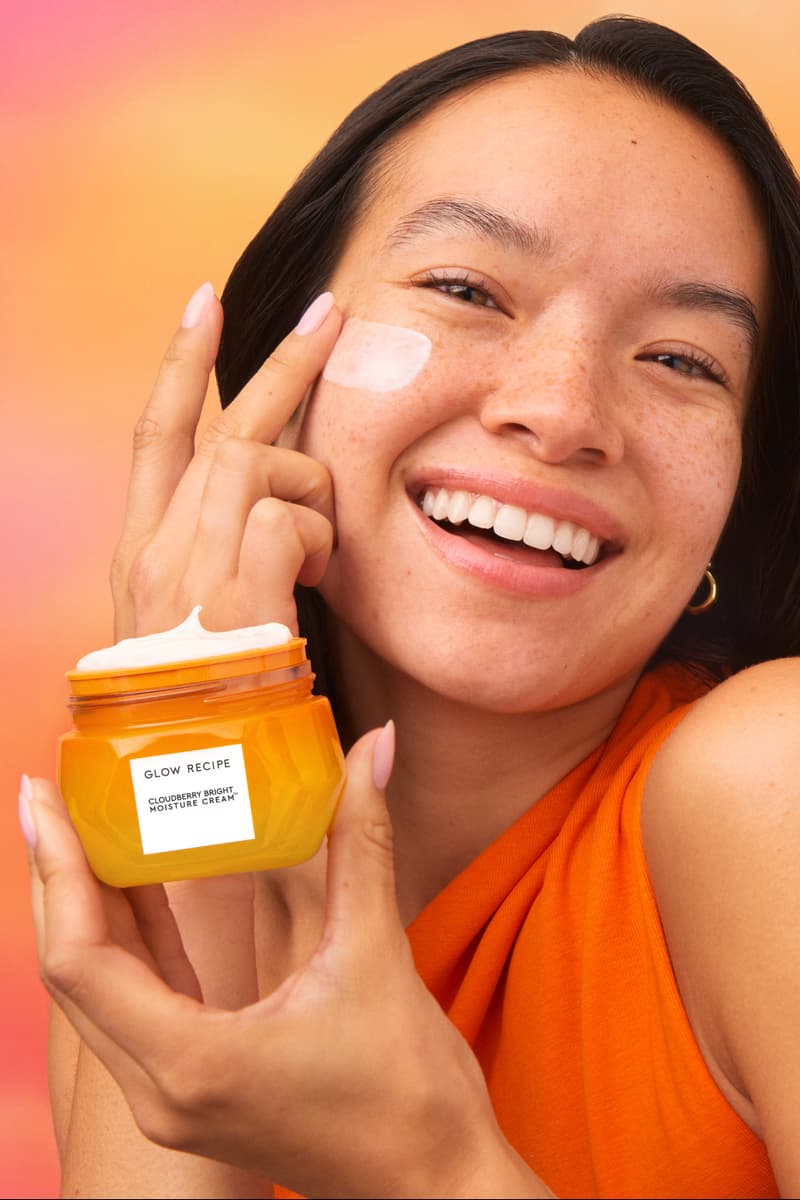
404, 473, 624, 596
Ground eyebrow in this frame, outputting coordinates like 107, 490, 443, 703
644, 279, 760, 356
385, 196, 760, 354
385, 197, 552, 257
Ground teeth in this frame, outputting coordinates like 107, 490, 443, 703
467, 495, 498, 529
432, 488, 450, 521
493, 504, 527, 541
447, 489, 471, 525
523, 513, 555, 550
419, 487, 602, 565
552, 521, 576, 557
572, 526, 590, 562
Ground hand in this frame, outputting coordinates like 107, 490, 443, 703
23, 727, 541, 1199
111, 285, 342, 639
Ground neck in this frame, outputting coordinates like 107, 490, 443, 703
328, 622, 640, 924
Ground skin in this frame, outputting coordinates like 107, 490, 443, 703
25, 68, 800, 1198
296, 68, 767, 915
311, 71, 759, 717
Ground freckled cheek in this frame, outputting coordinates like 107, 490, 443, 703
638, 412, 742, 552
297, 338, 494, 467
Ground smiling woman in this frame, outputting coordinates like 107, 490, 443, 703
287, 65, 764, 718
22, 15, 800, 1200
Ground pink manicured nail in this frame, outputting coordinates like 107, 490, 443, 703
372, 720, 396, 791
181, 281, 215, 329
295, 291, 334, 336
19, 774, 37, 849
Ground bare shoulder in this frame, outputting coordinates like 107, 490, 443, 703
643, 656, 800, 897
643, 654, 800, 937
645, 656, 800, 836
642, 657, 800, 1191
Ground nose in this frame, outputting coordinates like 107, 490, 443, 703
478, 326, 625, 467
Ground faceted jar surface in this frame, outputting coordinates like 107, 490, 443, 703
58, 644, 346, 886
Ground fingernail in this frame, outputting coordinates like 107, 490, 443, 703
295, 291, 334, 336
19, 774, 37, 849
181, 281, 215, 329
372, 720, 396, 791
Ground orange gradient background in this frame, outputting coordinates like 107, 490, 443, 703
4, 2, 799, 1195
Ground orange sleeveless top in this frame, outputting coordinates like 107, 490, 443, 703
276, 666, 778, 1199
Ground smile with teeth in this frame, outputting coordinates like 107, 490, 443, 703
419, 487, 603, 566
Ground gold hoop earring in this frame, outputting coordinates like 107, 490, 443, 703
686, 567, 718, 615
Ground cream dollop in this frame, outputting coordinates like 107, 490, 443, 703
322, 318, 431, 392
74, 606, 293, 672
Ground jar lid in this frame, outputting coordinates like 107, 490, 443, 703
66, 637, 309, 698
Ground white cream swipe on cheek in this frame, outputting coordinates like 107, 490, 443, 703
322, 318, 431, 392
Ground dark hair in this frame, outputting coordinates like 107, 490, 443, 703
216, 16, 800, 706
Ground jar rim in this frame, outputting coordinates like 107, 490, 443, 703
66, 637, 309, 699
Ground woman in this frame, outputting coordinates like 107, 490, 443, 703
22, 16, 800, 1198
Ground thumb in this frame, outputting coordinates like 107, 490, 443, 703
323, 720, 400, 950
21, 777, 122, 1005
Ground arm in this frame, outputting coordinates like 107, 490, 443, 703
27, 731, 553, 1199
643, 657, 800, 1196
46, 281, 341, 1197
50, 875, 275, 1199
56, 1040, 273, 1199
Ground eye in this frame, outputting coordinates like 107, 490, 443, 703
638, 349, 727, 386
417, 270, 501, 310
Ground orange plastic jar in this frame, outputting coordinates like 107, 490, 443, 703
58, 638, 345, 887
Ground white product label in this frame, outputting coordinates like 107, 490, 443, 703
129, 744, 255, 855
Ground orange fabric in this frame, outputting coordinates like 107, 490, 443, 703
275, 666, 778, 1199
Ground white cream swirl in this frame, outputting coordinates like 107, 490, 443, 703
74, 606, 292, 672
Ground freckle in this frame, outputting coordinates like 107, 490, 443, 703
630, 138, 637, 145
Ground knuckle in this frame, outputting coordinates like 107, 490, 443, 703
361, 814, 396, 859
212, 435, 256, 473
261, 348, 292, 378
131, 413, 163, 455
249, 497, 297, 537
199, 414, 245, 455
155, 1043, 223, 1116
296, 456, 333, 507
40, 947, 82, 999
126, 544, 165, 605
109, 547, 128, 596
135, 1097, 193, 1153
160, 337, 191, 369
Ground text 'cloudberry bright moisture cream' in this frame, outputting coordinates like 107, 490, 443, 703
58, 608, 346, 887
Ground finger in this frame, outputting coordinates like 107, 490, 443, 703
25, 781, 183, 1103
27, 841, 45, 961
226, 291, 341, 446
29, 778, 126, 952
154, 293, 341, 551
126, 885, 203, 1001
22, 777, 45, 954
29, 781, 208, 1073
234, 498, 333, 617
29, 781, 171, 975
181, 438, 333, 589
322, 722, 405, 960
118, 282, 223, 556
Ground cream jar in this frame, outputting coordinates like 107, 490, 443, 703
58, 608, 345, 887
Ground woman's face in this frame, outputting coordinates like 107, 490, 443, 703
296, 69, 768, 711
